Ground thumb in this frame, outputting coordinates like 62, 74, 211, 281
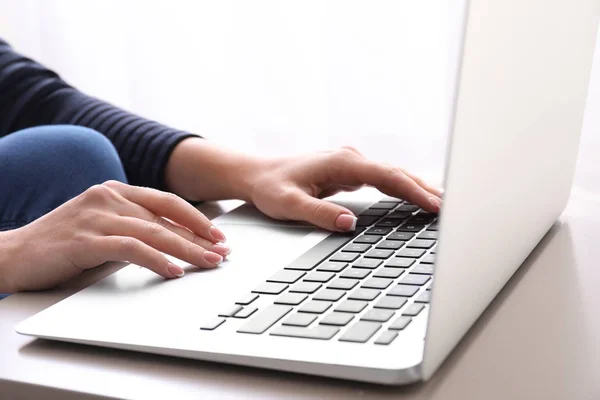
293, 193, 357, 232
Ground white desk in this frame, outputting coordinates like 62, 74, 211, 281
1, 171, 599, 399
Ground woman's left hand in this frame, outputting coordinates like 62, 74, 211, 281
245, 146, 442, 232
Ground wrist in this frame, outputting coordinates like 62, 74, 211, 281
165, 137, 264, 202
0, 228, 24, 293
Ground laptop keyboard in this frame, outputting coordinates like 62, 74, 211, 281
200, 198, 437, 345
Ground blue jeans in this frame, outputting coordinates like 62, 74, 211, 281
0, 125, 127, 298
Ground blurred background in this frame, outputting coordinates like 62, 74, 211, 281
0, 0, 598, 190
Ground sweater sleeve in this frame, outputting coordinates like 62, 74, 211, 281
0, 38, 199, 190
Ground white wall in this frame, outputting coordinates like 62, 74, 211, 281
1, 0, 598, 189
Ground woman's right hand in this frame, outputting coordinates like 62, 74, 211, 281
0, 180, 230, 293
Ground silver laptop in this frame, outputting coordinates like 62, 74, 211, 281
16, 0, 599, 384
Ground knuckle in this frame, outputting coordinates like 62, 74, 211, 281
145, 221, 164, 236
117, 237, 139, 253
340, 145, 360, 155
102, 180, 123, 189
82, 184, 114, 203
163, 191, 181, 205
308, 201, 331, 220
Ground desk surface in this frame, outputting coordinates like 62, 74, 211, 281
1, 181, 600, 399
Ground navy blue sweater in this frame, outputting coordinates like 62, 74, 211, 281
0, 38, 197, 190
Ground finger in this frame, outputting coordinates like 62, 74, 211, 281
399, 169, 443, 198
110, 217, 223, 268
99, 236, 185, 279
115, 204, 231, 258
342, 161, 442, 213
103, 180, 226, 243
288, 190, 357, 232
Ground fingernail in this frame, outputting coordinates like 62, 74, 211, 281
168, 263, 185, 277
209, 226, 227, 243
204, 251, 223, 265
336, 214, 357, 231
429, 196, 442, 211
212, 243, 232, 256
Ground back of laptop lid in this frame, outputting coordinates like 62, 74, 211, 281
423, 0, 599, 379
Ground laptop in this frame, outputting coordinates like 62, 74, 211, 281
16, 0, 599, 384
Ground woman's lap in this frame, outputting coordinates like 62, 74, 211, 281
0, 125, 127, 298
0, 125, 127, 231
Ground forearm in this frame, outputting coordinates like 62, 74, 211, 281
0, 38, 196, 190
164, 137, 262, 202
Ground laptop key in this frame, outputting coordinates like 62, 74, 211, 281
364, 249, 394, 259
317, 262, 348, 273
399, 274, 431, 286
361, 309, 395, 322
313, 289, 345, 302
361, 278, 393, 290
200, 318, 225, 331
348, 288, 381, 301
412, 264, 434, 275
342, 243, 371, 253
374, 330, 399, 345
359, 209, 388, 217
373, 268, 404, 279
237, 305, 293, 334
387, 211, 412, 220
356, 216, 379, 227
275, 293, 308, 305
235, 293, 259, 306
285, 231, 360, 271
407, 239, 435, 249
388, 284, 419, 297
353, 258, 382, 269
365, 227, 393, 236
340, 268, 371, 279
376, 240, 404, 250
417, 231, 438, 240
234, 307, 258, 319
397, 204, 419, 212
385, 258, 415, 268
338, 321, 382, 343
304, 271, 335, 283
330, 252, 360, 263
298, 300, 332, 314
283, 313, 317, 327
374, 296, 407, 310
267, 270, 306, 284
426, 223, 439, 231
375, 218, 403, 228
252, 282, 288, 295
290, 282, 321, 294
319, 312, 355, 326
353, 235, 382, 245
387, 232, 415, 241
397, 224, 426, 233
421, 254, 436, 264
335, 300, 368, 313
270, 326, 340, 340
407, 215, 435, 225
415, 291, 431, 303
402, 303, 425, 316
396, 248, 426, 258
369, 202, 397, 210
327, 278, 359, 290
219, 305, 243, 317
389, 316, 412, 330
